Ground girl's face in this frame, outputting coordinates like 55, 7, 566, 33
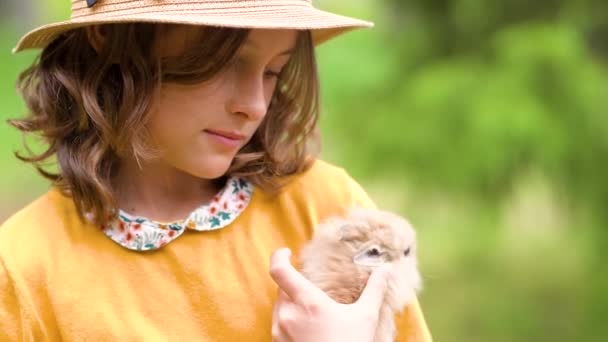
146, 27, 297, 179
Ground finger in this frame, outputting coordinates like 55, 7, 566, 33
356, 263, 392, 309
273, 289, 296, 342
269, 248, 324, 304
278, 288, 290, 302
271, 292, 281, 341
272, 290, 289, 327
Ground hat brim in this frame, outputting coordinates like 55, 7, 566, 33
13, 7, 373, 53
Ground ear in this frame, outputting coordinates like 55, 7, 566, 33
353, 245, 387, 267
85, 25, 106, 53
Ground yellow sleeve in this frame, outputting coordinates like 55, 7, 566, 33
343, 170, 378, 210
395, 296, 433, 342
0, 257, 21, 341
344, 170, 433, 341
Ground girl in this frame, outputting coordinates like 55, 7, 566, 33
1, 1, 431, 340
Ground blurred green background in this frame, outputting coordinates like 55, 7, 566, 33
1, 1, 607, 341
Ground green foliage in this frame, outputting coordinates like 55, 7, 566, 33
319, 4, 608, 220
0, 29, 49, 217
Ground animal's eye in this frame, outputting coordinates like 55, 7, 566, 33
404, 247, 411, 257
367, 248, 380, 257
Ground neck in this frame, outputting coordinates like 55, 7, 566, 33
114, 158, 223, 222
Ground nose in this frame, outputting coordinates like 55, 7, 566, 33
225, 71, 268, 121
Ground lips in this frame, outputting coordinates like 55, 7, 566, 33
204, 129, 246, 141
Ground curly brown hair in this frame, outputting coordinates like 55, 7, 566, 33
10, 23, 320, 227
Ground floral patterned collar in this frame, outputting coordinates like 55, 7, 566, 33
101, 177, 254, 252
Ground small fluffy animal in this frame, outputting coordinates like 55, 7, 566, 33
299, 206, 422, 342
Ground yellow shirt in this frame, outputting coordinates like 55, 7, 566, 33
0, 160, 432, 341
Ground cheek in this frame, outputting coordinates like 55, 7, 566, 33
264, 80, 278, 105
147, 107, 186, 142
145, 104, 198, 153
149, 83, 223, 137
264, 81, 277, 103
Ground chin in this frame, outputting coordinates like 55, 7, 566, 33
189, 156, 234, 179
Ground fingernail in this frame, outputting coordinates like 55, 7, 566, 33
275, 247, 292, 260
281, 247, 292, 258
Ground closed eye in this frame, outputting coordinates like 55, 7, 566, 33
264, 69, 281, 79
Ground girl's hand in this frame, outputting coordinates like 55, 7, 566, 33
269, 248, 392, 342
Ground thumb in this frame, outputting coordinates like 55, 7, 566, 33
269, 248, 323, 304
356, 263, 392, 309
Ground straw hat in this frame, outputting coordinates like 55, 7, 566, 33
13, 0, 374, 53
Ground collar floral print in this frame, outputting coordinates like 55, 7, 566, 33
101, 177, 253, 252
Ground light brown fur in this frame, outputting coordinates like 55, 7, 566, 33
299, 207, 422, 342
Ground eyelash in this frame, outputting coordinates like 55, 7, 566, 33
264, 70, 281, 79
